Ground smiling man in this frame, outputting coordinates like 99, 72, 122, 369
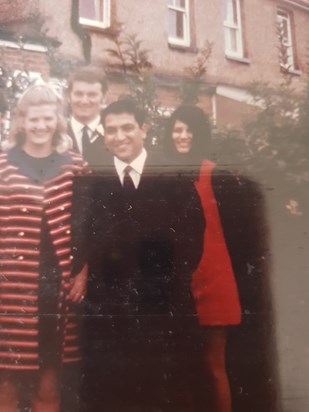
83, 99, 207, 411
103, 101, 147, 189
66, 66, 108, 168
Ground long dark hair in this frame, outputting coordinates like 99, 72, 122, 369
164, 105, 211, 167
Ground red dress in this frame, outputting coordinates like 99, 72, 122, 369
192, 160, 242, 326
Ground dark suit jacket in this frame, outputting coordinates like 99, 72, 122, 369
67, 120, 109, 169
83, 152, 206, 410
88, 153, 205, 316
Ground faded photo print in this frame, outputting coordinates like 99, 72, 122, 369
0, 1, 308, 411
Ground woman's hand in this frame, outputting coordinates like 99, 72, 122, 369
68, 263, 88, 303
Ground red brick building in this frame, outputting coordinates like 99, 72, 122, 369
1, 0, 309, 126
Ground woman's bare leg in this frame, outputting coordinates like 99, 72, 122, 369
203, 327, 232, 412
0, 372, 18, 412
32, 367, 60, 412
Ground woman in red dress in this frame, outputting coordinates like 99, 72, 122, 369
0, 84, 88, 411
164, 105, 242, 412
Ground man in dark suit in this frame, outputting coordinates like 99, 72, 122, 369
66, 65, 109, 168
83, 100, 206, 411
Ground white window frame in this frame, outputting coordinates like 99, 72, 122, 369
223, 0, 244, 58
277, 9, 295, 70
167, 0, 190, 47
79, 0, 111, 29
0, 40, 47, 53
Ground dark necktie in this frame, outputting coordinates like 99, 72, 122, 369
81, 126, 91, 158
123, 165, 136, 192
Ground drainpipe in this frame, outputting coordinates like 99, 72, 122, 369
70, 0, 91, 63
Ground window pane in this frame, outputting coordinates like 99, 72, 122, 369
277, 10, 294, 68
229, 28, 238, 52
79, 0, 105, 22
225, 27, 239, 52
277, 13, 291, 46
281, 19, 289, 42
176, 11, 184, 38
79, 0, 97, 20
225, 0, 238, 24
281, 43, 293, 67
168, 0, 174, 6
97, 0, 104, 21
175, 0, 186, 8
168, 9, 184, 39
232, 0, 238, 24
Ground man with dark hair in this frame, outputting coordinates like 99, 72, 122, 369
66, 65, 108, 168
101, 98, 146, 126
83, 99, 206, 411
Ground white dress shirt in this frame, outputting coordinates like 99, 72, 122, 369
114, 148, 147, 189
70, 116, 102, 154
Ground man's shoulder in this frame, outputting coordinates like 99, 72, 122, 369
143, 150, 180, 177
141, 152, 198, 201
88, 154, 118, 179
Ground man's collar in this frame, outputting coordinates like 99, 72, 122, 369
70, 115, 102, 141
114, 148, 147, 175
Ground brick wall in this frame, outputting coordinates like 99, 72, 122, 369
92, 0, 309, 88
0, 0, 37, 24
2, 1, 309, 89
36, 0, 83, 60
0, 46, 50, 77
1, 0, 308, 118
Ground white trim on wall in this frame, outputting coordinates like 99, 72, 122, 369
0, 40, 47, 53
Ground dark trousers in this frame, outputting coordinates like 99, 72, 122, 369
81, 315, 207, 412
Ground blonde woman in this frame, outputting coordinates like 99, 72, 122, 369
0, 84, 88, 412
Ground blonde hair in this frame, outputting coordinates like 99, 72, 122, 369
4, 84, 72, 153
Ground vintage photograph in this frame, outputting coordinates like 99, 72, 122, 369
0, 1, 308, 411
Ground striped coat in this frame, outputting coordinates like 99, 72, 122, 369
0, 148, 87, 370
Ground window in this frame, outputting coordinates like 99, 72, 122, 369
79, 0, 110, 29
223, 0, 243, 58
277, 9, 295, 71
167, 0, 190, 47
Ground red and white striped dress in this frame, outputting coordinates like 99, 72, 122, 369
0, 148, 87, 370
